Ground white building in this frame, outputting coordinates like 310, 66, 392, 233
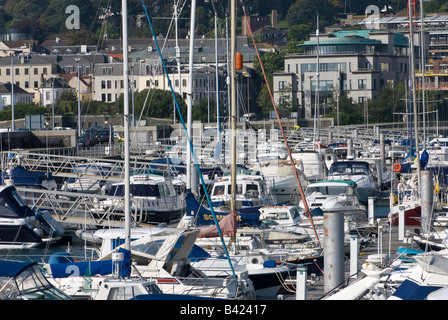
0, 82, 34, 109
39, 77, 74, 106
93, 61, 225, 106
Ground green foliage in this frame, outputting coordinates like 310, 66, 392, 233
368, 83, 406, 123
252, 51, 284, 116
0, 102, 46, 121
327, 92, 363, 125
287, 0, 338, 31
115, 88, 187, 120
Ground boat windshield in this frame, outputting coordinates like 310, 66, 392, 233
330, 162, 369, 176
0, 264, 71, 300
306, 185, 348, 196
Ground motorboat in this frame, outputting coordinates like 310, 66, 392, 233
0, 183, 64, 249
327, 161, 380, 203
209, 169, 277, 210
0, 259, 72, 300
91, 173, 185, 224
0, 165, 57, 190
300, 180, 367, 224
258, 161, 309, 204
290, 150, 328, 182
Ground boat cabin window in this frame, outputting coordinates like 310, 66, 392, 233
290, 207, 301, 221
306, 185, 348, 196
246, 184, 258, 192
0, 195, 21, 218
227, 184, 243, 195
330, 163, 369, 176
158, 183, 171, 196
213, 185, 225, 195
278, 211, 289, 220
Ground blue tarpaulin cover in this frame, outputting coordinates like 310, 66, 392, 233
391, 279, 441, 300
49, 248, 131, 278
0, 260, 37, 278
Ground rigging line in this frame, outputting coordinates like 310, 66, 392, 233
239, 1, 320, 245
141, 0, 239, 285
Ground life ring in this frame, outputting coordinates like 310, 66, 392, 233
393, 163, 401, 172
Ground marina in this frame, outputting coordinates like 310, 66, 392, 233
0, 121, 445, 301
1, 0, 448, 303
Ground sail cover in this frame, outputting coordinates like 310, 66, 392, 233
49, 248, 131, 278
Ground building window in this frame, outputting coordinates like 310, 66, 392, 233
381, 62, 390, 71
101, 81, 106, 89
154, 80, 159, 87
43, 68, 47, 75
182, 79, 187, 87
15, 68, 19, 76
34, 81, 39, 88
279, 81, 286, 90
34, 68, 38, 75
25, 68, 28, 75
358, 79, 366, 89
146, 80, 150, 87
6, 68, 10, 76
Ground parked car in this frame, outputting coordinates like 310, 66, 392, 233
80, 132, 98, 147
86, 127, 113, 144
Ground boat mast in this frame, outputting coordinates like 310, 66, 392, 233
408, 0, 421, 189
313, 15, 320, 144
210, 0, 221, 164
122, 0, 131, 250
230, 0, 237, 241
419, 0, 426, 149
186, 0, 197, 191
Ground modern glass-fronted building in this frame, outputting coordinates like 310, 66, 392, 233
273, 29, 419, 120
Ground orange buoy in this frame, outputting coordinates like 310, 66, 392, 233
393, 163, 401, 172
236, 52, 243, 70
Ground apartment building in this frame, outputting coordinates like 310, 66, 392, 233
0, 54, 57, 103
273, 29, 416, 119
93, 60, 226, 106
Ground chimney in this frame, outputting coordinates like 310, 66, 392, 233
271, 10, 278, 29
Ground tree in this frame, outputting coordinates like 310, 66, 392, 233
287, 0, 338, 31
327, 92, 363, 125
252, 51, 284, 116
368, 83, 406, 123
115, 88, 187, 120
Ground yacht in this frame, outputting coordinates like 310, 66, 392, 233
91, 173, 185, 224
300, 180, 367, 223
0, 183, 64, 249
210, 169, 277, 210
327, 161, 380, 203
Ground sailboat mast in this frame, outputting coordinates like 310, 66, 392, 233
408, 0, 421, 189
186, 0, 197, 191
314, 15, 320, 143
122, 0, 131, 250
230, 0, 237, 232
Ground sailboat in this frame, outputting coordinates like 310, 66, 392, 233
389, 1, 423, 227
